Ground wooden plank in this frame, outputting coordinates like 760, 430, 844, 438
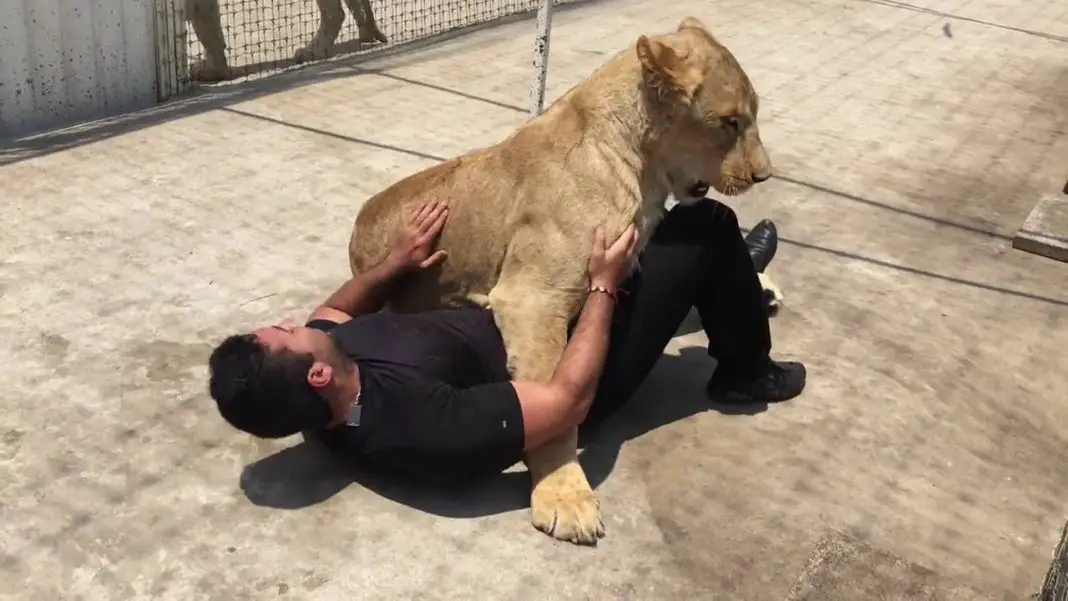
1013, 194, 1068, 263
1039, 521, 1068, 601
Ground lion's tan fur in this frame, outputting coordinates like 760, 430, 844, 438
348, 17, 773, 545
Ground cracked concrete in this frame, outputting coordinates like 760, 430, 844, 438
1, 0, 1067, 599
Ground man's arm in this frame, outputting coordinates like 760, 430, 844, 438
507, 223, 637, 450
305, 201, 450, 325
305, 257, 406, 325
511, 290, 616, 451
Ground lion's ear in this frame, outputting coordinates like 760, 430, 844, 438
677, 16, 710, 34
635, 35, 699, 103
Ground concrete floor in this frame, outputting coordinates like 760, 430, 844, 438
2, 0, 1067, 599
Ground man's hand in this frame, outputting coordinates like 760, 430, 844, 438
587, 223, 639, 292
308, 200, 450, 324
385, 200, 450, 273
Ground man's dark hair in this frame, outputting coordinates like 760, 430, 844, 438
208, 334, 332, 438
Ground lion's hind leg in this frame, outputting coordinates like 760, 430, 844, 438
294, 0, 345, 62
343, 0, 388, 44
185, 0, 230, 81
487, 286, 605, 545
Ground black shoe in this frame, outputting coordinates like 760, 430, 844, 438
706, 360, 806, 404
744, 219, 778, 273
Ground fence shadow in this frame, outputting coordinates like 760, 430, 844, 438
0, 66, 355, 167
0, 0, 603, 168
238, 345, 764, 519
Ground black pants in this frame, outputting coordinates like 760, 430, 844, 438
579, 199, 772, 426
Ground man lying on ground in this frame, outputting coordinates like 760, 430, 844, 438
207, 199, 805, 483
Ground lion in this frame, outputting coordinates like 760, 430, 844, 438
185, 0, 388, 82
347, 17, 774, 545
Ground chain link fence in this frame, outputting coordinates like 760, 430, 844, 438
156, 0, 560, 99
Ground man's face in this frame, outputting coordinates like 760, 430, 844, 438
253, 318, 341, 389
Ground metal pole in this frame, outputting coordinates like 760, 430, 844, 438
527, 0, 554, 119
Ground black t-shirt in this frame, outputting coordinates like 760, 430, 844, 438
305, 306, 526, 484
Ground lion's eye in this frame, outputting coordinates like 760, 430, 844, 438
723, 116, 742, 132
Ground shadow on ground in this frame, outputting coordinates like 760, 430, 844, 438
239, 219, 1068, 517
238, 343, 775, 519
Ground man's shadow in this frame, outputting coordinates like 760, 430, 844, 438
239, 312, 775, 518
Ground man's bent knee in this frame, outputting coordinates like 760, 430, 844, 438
657, 198, 741, 244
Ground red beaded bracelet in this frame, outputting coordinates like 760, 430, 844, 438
589, 285, 614, 297
589, 285, 627, 300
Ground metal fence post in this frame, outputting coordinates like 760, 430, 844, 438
527, 0, 554, 119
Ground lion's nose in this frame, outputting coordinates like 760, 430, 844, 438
752, 170, 771, 183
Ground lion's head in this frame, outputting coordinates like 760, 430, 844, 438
637, 17, 772, 203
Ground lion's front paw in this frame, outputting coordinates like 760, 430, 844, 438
358, 26, 388, 44
293, 38, 334, 63
293, 46, 320, 63
189, 59, 231, 82
531, 482, 605, 545
758, 272, 784, 318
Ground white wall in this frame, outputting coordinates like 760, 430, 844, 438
0, 0, 159, 138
